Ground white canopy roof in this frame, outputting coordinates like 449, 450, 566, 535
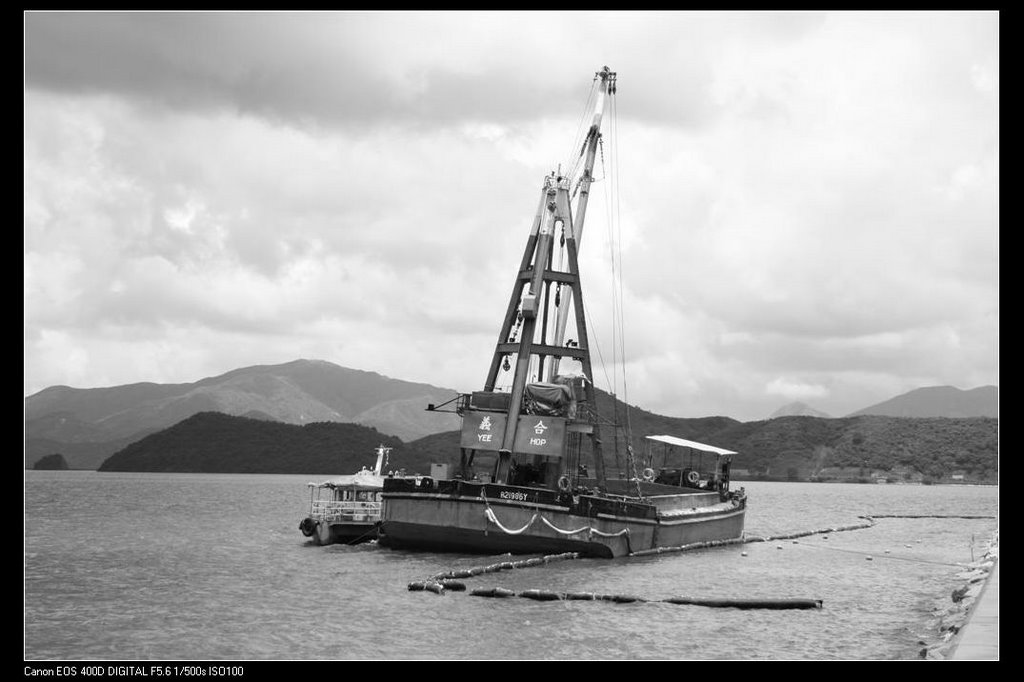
645, 435, 737, 456
307, 470, 385, 489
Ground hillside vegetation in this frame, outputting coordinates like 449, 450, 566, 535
98, 412, 412, 475
96, 408, 997, 484
33, 453, 69, 470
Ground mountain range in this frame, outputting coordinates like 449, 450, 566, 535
25, 359, 461, 469
846, 385, 998, 418
95, 409, 998, 484
769, 402, 832, 419
25, 359, 997, 472
767, 385, 997, 420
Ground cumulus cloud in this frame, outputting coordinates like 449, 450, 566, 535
24, 11, 998, 421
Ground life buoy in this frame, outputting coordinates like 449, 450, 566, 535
642, 468, 655, 482
557, 476, 571, 492
686, 470, 700, 485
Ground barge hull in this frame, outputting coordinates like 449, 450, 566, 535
380, 489, 745, 558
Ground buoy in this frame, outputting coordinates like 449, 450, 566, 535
741, 551, 748, 557
439, 580, 466, 591
884, 550, 890, 554
565, 592, 596, 600
424, 582, 444, 594
776, 545, 783, 550
866, 556, 873, 561
408, 581, 426, 591
519, 589, 562, 601
471, 587, 514, 598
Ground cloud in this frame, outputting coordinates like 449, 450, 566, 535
765, 378, 828, 401
24, 11, 998, 422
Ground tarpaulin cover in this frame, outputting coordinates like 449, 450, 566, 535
525, 382, 574, 416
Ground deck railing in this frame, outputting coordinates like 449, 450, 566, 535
310, 500, 382, 522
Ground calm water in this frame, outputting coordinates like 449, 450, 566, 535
24, 471, 997, 661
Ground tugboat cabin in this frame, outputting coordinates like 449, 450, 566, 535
642, 435, 736, 492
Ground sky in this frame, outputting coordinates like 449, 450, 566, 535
24, 11, 999, 422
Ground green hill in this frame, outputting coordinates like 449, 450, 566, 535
95, 405, 997, 484
97, 412, 420, 475
33, 453, 69, 470
404, 412, 997, 485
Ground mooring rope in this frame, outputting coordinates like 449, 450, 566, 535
539, 516, 591, 536
484, 508, 539, 535
480, 490, 631, 539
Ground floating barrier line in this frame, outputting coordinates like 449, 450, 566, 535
466, 587, 822, 609
787, 540, 971, 567
410, 551, 583, 590
407, 513, 993, 596
865, 514, 995, 520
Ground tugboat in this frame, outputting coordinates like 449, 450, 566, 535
378, 67, 747, 558
299, 445, 390, 546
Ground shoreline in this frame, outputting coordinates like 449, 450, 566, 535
920, 529, 998, 660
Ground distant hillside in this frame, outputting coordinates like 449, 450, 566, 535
405, 414, 998, 485
26, 363, 999, 480
770, 402, 831, 419
707, 415, 997, 483
26, 359, 463, 469
847, 385, 997, 418
94, 400, 997, 484
399, 386, 998, 485
97, 412, 425, 475
33, 453, 68, 470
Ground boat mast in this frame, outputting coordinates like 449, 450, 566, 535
483, 67, 617, 492
549, 66, 616, 379
372, 445, 390, 476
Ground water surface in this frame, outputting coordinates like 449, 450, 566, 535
24, 472, 997, 660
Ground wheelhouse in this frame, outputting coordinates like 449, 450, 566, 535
642, 435, 736, 492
